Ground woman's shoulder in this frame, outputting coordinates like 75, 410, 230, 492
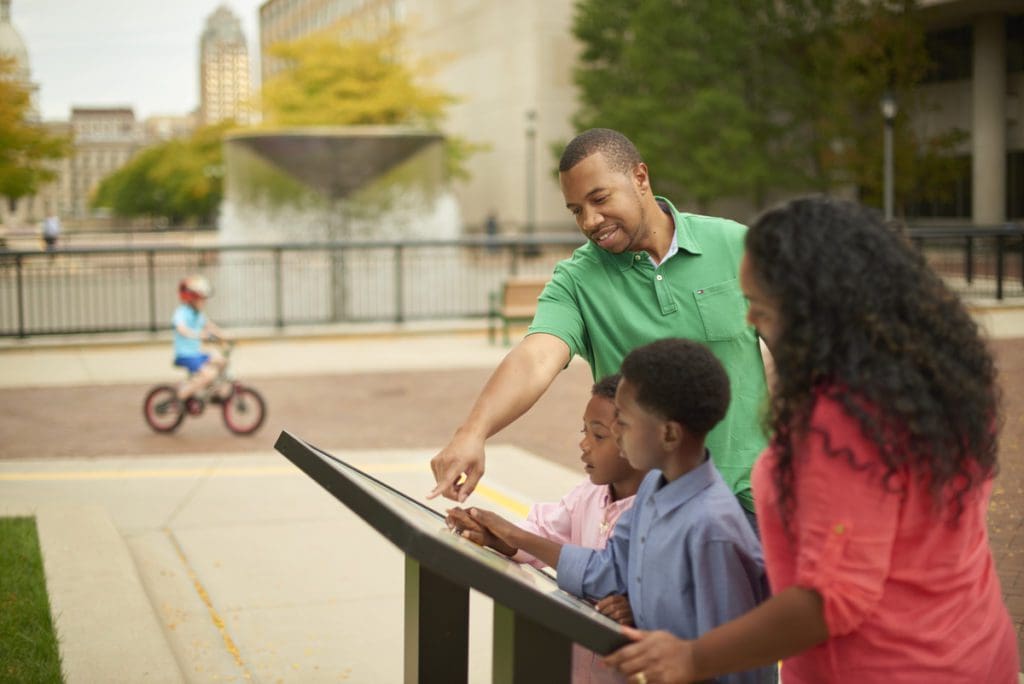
807, 386, 873, 433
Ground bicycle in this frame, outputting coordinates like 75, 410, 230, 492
143, 340, 267, 435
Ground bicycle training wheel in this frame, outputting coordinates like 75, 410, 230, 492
221, 384, 266, 435
143, 385, 185, 433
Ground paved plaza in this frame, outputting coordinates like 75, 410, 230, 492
0, 320, 1022, 681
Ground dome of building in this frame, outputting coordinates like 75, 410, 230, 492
0, 0, 31, 82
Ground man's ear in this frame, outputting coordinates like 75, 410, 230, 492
632, 162, 651, 195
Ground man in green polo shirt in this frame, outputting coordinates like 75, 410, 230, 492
429, 128, 768, 526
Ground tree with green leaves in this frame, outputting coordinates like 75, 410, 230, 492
571, 0, 951, 215
92, 123, 230, 225
0, 57, 69, 226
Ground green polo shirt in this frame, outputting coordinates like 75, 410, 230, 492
528, 197, 767, 511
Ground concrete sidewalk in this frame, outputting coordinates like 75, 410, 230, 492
0, 447, 582, 683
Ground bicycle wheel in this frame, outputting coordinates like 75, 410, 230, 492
221, 384, 266, 435
143, 385, 185, 433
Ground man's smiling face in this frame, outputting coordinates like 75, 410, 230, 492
559, 151, 649, 254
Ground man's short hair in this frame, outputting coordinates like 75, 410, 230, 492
559, 128, 642, 175
619, 339, 730, 437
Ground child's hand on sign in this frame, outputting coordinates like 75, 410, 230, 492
445, 506, 517, 557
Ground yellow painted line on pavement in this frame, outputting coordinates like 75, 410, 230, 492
0, 460, 533, 515
4, 458, 536, 511
0, 461, 426, 481
473, 482, 530, 518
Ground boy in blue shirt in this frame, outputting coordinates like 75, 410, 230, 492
459, 338, 772, 684
173, 275, 230, 405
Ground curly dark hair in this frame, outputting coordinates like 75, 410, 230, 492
559, 128, 643, 175
745, 195, 1000, 528
592, 373, 622, 400
619, 339, 730, 437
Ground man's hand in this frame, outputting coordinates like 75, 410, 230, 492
596, 594, 634, 626
428, 430, 485, 502
603, 627, 697, 684
426, 333, 570, 502
445, 507, 517, 556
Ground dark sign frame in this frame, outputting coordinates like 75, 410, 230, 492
274, 430, 629, 683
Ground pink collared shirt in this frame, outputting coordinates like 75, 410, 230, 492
515, 479, 636, 684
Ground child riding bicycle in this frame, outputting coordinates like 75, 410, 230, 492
173, 275, 232, 406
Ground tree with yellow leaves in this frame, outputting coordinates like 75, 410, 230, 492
259, 27, 478, 179
0, 57, 69, 229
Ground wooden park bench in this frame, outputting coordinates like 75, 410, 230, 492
488, 276, 549, 345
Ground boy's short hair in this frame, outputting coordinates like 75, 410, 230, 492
559, 128, 642, 175
592, 373, 621, 400
619, 339, 730, 437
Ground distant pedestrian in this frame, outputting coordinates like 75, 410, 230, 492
485, 211, 499, 252
42, 215, 61, 252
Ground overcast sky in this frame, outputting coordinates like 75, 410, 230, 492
12, 0, 265, 121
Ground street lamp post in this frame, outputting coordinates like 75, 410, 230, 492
880, 92, 898, 222
524, 109, 537, 237
522, 109, 540, 257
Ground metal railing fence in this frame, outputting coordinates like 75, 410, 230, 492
0, 236, 582, 338
905, 224, 1024, 301
1, 226, 1021, 338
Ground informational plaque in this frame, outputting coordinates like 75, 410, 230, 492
274, 431, 628, 684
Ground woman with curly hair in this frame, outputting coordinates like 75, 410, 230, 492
605, 195, 1018, 683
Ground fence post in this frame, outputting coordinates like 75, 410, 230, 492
1019, 231, 1024, 289
15, 254, 25, 338
274, 247, 285, 328
996, 235, 1005, 300
329, 247, 340, 322
147, 250, 157, 332
964, 236, 973, 284
394, 244, 404, 323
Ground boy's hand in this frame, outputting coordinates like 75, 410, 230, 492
467, 507, 522, 548
603, 626, 697, 684
445, 507, 517, 557
596, 594, 634, 626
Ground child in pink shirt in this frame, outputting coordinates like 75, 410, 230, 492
448, 373, 646, 684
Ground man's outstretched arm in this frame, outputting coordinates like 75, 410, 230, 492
428, 332, 570, 501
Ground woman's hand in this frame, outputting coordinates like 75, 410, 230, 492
603, 626, 698, 684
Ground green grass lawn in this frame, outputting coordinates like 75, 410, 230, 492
0, 517, 63, 683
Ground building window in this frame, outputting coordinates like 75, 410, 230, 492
924, 26, 972, 83
1009, 14, 1024, 73
1008, 151, 1024, 220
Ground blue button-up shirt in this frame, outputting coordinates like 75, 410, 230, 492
557, 457, 773, 684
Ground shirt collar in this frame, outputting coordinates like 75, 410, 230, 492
649, 451, 716, 515
599, 485, 636, 510
605, 196, 703, 272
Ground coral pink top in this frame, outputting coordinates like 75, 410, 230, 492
752, 393, 1018, 683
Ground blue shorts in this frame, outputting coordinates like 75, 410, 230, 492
174, 354, 211, 373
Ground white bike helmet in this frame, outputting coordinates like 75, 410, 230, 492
178, 275, 212, 303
